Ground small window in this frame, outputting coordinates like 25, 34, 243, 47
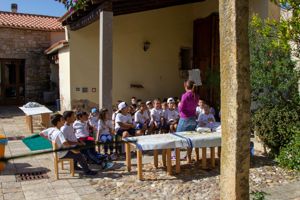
180, 47, 192, 70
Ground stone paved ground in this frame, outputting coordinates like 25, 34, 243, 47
0, 106, 299, 200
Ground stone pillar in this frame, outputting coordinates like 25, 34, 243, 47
219, 0, 251, 199
99, 10, 113, 110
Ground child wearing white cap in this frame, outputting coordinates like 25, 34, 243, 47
115, 102, 142, 138
166, 98, 180, 132
89, 107, 99, 131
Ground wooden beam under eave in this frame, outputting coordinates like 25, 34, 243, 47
113, 0, 204, 16
69, 1, 112, 31
67, 0, 203, 30
91, 0, 106, 5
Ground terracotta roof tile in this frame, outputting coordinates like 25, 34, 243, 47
0, 11, 64, 32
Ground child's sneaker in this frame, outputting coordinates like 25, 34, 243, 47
171, 155, 176, 161
84, 170, 97, 176
96, 153, 109, 161
102, 162, 114, 170
110, 153, 117, 161
171, 151, 176, 161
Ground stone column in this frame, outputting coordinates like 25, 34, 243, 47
99, 10, 113, 110
219, 0, 251, 199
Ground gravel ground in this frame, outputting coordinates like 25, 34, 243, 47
89, 152, 299, 200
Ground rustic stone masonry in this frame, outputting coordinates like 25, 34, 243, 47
0, 27, 52, 103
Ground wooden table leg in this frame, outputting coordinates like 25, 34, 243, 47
153, 150, 158, 168
125, 143, 131, 172
41, 113, 50, 128
202, 147, 207, 169
175, 148, 181, 174
217, 147, 221, 158
210, 147, 216, 168
195, 148, 200, 162
137, 149, 143, 180
26, 115, 33, 133
187, 148, 192, 164
166, 149, 172, 175
162, 149, 166, 167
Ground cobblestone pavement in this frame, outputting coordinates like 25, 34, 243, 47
0, 106, 299, 200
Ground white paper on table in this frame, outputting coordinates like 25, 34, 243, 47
19, 106, 53, 116
188, 69, 202, 86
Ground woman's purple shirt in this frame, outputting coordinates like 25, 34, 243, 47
178, 91, 199, 119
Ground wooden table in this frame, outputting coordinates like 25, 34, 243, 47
123, 134, 189, 180
19, 106, 53, 133
124, 132, 222, 180
172, 131, 222, 169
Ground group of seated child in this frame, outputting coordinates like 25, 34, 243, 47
111, 97, 181, 139
110, 97, 218, 138
40, 96, 219, 175
40, 110, 115, 176
195, 99, 218, 129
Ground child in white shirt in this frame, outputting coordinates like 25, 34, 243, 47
40, 114, 96, 175
197, 104, 216, 128
96, 108, 114, 156
166, 98, 179, 133
73, 111, 104, 165
61, 111, 86, 170
61, 111, 85, 147
134, 102, 150, 134
73, 112, 90, 139
115, 102, 142, 138
196, 99, 205, 118
150, 99, 164, 131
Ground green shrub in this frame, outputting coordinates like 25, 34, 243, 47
252, 104, 300, 156
251, 191, 268, 200
276, 129, 300, 171
249, 16, 300, 108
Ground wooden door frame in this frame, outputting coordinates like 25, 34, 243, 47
193, 13, 220, 110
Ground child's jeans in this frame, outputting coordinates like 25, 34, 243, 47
100, 134, 113, 154
79, 137, 101, 164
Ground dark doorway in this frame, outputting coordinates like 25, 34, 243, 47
0, 59, 25, 105
193, 13, 220, 110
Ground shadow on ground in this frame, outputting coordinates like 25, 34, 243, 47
250, 155, 277, 168
0, 162, 51, 176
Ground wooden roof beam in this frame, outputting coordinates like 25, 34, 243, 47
69, 1, 112, 30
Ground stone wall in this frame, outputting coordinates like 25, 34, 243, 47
0, 27, 58, 103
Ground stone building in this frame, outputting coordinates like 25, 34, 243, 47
0, 7, 65, 105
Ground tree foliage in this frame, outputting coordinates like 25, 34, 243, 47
250, 14, 300, 157
276, 129, 300, 171
55, 0, 87, 11
249, 15, 300, 108
272, 0, 300, 58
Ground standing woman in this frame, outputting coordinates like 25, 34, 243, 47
177, 80, 199, 162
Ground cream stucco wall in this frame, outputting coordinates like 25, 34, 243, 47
58, 47, 71, 111
69, 21, 99, 105
50, 32, 65, 44
65, 0, 279, 109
